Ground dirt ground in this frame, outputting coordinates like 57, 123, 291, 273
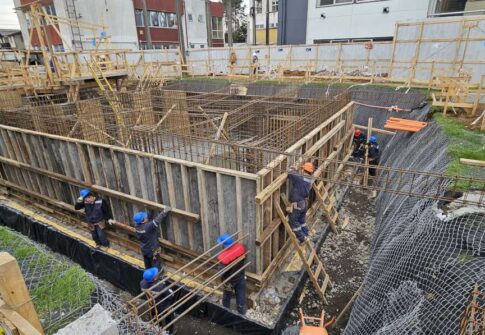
282, 187, 376, 334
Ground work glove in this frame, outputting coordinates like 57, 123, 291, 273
164, 206, 172, 213
77, 196, 84, 203
108, 219, 116, 226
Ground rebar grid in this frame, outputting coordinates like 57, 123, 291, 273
459, 285, 485, 335
0, 84, 351, 172
119, 232, 250, 333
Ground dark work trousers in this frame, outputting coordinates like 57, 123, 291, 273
289, 208, 309, 242
369, 159, 379, 177
143, 252, 161, 270
223, 276, 247, 315
91, 224, 109, 247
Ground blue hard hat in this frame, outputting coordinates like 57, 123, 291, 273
133, 212, 148, 225
143, 267, 158, 282
217, 233, 234, 248
370, 136, 377, 143
79, 188, 91, 198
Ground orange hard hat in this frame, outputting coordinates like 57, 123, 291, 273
303, 162, 314, 174
354, 129, 362, 137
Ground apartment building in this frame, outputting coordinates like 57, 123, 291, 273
248, 0, 279, 44
14, 0, 225, 51
277, 0, 485, 45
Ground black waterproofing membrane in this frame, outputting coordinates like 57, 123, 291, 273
0, 204, 331, 334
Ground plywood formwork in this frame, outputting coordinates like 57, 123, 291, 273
0, 85, 353, 290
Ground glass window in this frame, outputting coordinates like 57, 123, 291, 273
271, 0, 278, 12
167, 13, 177, 27
159, 12, 167, 27
135, 9, 144, 26
211, 17, 223, 39
318, 0, 352, 6
256, 1, 263, 13
188, 13, 193, 22
25, 12, 32, 27
44, 4, 57, 16
198, 14, 204, 22
149, 11, 159, 26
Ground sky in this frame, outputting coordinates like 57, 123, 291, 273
0, 0, 19, 30
0, 0, 251, 30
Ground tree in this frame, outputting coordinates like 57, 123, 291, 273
233, 21, 247, 43
223, 0, 247, 45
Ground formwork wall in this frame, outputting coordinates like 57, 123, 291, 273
0, 126, 259, 272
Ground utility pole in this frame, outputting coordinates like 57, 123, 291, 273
227, 0, 233, 47
252, 0, 256, 45
175, 0, 187, 64
206, 0, 213, 47
141, 0, 152, 49
265, 0, 269, 45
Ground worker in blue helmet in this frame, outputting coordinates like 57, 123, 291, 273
75, 188, 113, 247
367, 136, 380, 177
217, 233, 247, 315
140, 267, 175, 333
134, 207, 172, 269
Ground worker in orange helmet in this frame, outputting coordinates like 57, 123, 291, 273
287, 162, 315, 244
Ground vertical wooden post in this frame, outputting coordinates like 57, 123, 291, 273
0, 252, 44, 334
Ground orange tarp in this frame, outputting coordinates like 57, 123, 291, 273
384, 117, 428, 133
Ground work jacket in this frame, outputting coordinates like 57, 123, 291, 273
368, 143, 380, 162
75, 197, 111, 225
218, 243, 246, 285
288, 172, 313, 205
136, 211, 169, 256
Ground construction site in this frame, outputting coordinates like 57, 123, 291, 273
0, 2, 484, 335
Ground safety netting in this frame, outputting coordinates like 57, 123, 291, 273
344, 115, 485, 334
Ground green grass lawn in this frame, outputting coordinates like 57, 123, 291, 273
0, 227, 96, 334
434, 113, 485, 189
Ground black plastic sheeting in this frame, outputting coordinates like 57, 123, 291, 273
0, 204, 333, 334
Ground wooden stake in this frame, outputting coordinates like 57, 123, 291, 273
0, 252, 44, 334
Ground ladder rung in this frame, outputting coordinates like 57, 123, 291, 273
306, 249, 316, 265
314, 263, 323, 279
320, 274, 330, 293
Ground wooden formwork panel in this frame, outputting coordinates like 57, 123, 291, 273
254, 102, 355, 280
0, 125, 258, 274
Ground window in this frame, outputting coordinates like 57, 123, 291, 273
167, 13, 177, 27
211, 17, 223, 39
190, 43, 195, 48
188, 13, 193, 21
318, 0, 352, 6
200, 44, 205, 48
256, 1, 263, 13
198, 14, 204, 22
149, 11, 177, 28
271, 0, 278, 12
430, 0, 485, 16
24, 12, 32, 27
149, 11, 159, 26
53, 44, 64, 52
44, 4, 56, 16
256, 24, 265, 29
135, 9, 144, 27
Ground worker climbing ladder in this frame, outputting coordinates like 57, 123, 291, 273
274, 197, 331, 304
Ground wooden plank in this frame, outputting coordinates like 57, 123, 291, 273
460, 158, 485, 167
196, 168, 210, 250
0, 253, 44, 334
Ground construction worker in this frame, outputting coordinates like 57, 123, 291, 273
352, 129, 367, 159
288, 163, 314, 244
140, 267, 175, 333
75, 189, 113, 247
217, 233, 247, 315
133, 208, 171, 269
252, 52, 259, 75
367, 136, 380, 177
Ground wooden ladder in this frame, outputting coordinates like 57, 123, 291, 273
313, 183, 349, 234
274, 197, 331, 304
